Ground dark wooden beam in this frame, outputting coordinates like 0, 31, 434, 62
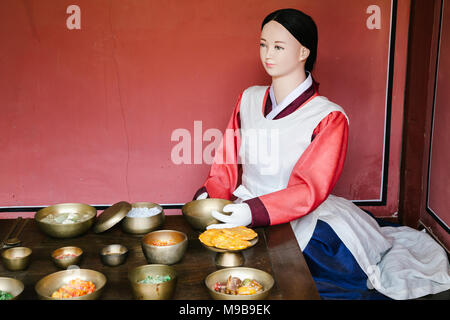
398, 0, 440, 228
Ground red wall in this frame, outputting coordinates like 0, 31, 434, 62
0, 0, 408, 218
420, 0, 450, 249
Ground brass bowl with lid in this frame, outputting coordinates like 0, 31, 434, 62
35, 203, 96, 238
181, 198, 233, 230
93, 201, 131, 234
121, 202, 165, 234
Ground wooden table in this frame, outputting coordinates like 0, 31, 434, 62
0, 216, 320, 300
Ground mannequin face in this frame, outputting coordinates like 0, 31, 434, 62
260, 20, 309, 78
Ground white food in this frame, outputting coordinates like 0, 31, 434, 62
126, 207, 161, 218
41, 212, 91, 224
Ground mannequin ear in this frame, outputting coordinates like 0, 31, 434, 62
299, 46, 310, 62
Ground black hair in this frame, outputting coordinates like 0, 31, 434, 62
262, 8, 318, 72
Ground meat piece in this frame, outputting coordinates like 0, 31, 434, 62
225, 276, 242, 295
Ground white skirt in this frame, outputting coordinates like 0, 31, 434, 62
290, 195, 450, 300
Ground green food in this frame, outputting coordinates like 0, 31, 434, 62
0, 290, 13, 300
241, 279, 252, 286
138, 275, 171, 284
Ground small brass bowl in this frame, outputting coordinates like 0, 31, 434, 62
128, 264, 177, 300
51, 246, 83, 269
35, 203, 97, 238
205, 267, 274, 300
1, 247, 32, 271
141, 230, 188, 265
121, 202, 165, 234
182, 198, 233, 230
35, 269, 107, 300
99, 244, 128, 267
0, 277, 25, 300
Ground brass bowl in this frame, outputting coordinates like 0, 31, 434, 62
181, 198, 233, 230
99, 244, 128, 267
35, 203, 97, 238
121, 202, 165, 234
35, 269, 107, 300
128, 264, 177, 300
51, 246, 83, 269
205, 267, 274, 300
1, 247, 32, 271
0, 277, 25, 300
141, 230, 188, 265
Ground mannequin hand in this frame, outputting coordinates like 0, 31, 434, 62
207, 203, 252, 229
196, 192, 208, 200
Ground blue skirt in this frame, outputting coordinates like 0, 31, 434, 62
303, 211, 399, 300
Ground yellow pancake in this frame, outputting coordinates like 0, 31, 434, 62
221, 226, 257, 241
198, 227, 254, 250
212, 233, 251, 250
198, 229, 222, 247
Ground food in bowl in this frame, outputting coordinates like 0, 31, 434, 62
0, 290, 13, 300
103, 251, 120, 256
126, 207, 161, 218
141, 230, 188, 265
148, 239, 176, 246
55, 253, 79, 260
138, 274, 171, 284
41, 212, 92, 224
199, 226, 257, 250
51, 278, 95, 299
214, 276, 263, 295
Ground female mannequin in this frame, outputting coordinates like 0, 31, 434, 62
194, 8, 450, 300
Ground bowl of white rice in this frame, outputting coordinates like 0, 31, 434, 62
121, 202, 165, 234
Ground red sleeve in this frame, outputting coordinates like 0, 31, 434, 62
193, 93, 243, 200
245, 111, 349, 226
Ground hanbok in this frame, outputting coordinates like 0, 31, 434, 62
195, 76, 450, 299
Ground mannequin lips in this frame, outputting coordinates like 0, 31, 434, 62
265, 62, 275, 68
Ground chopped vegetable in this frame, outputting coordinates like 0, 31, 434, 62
0, 290, 13, 300
51, 278, 95, 299
138, 275, 171, 284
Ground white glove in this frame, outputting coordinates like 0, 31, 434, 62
207, 203, 252, 229
196, 192, 208, 200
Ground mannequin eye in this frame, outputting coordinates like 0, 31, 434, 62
259, 43, 266, 48
275, 45, 284, 50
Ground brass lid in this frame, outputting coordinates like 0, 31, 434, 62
93, 201, 131, 233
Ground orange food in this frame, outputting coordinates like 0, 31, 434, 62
222, 226, 258, 241
237, 286, 257, 295
199, 226, 257, 250
51, 278, 95, 299
149, 239, 176, 246
198, 229, 222, 247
